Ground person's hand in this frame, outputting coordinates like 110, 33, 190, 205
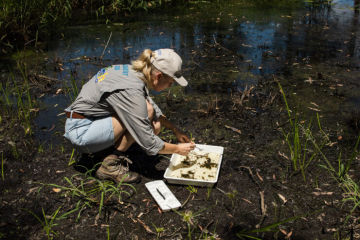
176, 142, 195, 156
174, 128, 190, 143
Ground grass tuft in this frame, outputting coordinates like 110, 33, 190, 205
41, 165, 136, 221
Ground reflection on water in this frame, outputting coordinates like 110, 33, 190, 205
33, 0, 359, 141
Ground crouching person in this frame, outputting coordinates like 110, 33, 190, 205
64, 49, 195, 183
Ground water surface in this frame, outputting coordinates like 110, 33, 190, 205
31, 0, 360, 141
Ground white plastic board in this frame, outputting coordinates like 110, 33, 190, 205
145, 180, 181, 212
164, 144, 224, 187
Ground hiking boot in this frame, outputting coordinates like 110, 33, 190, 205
95, 154, 141, 183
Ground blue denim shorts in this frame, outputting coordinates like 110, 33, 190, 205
64, 115, 114, 153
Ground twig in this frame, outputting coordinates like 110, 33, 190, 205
239, 85, 255, 105
216, 187, 227, 195
211, 34, 243, 59
198, 220, 214, 237
224, 125, 241, 134
137, 218, 156, 235
256, 191, 267, 228
212, 34, 218, 45
181, 192, 192, 208
24, 39, 35, 46
100, 31, 112, 60
238, 166, 260, 188
162, 227, 182, 238
33, 74, 59, 82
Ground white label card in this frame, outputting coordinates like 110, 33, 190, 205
145, 180, 181, 212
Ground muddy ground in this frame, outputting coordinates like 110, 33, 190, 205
1, 45, 360, 240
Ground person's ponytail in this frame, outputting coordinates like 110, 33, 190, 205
131, 49, 154, 86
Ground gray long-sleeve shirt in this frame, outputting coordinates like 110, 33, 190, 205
65, 65, 165, 155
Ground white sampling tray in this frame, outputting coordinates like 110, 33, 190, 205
163, 144, 224, 187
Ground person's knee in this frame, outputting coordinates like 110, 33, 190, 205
112, 116, 126, 142
146, 100, 155, 121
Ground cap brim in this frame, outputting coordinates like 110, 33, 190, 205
174, 76, 188, 87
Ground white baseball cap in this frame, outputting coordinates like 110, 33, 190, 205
151, 49, 188, 87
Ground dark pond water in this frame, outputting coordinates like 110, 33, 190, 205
28, 0, 360, 142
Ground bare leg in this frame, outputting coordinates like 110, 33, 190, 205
112, 100, 161, 152
115, 131, 135, 152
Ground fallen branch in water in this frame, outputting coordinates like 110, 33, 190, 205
100, 31, 112, 60
212, 34, 243, 59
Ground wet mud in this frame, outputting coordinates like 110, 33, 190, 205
1, 43, 359, 239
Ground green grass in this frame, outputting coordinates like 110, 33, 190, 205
315, 135, 360, 224
1, 151, 4, 181
26, 206, 72, 240
174, 209, 205, 240
236, 214, 305, 239
0, 59, 37, 136
0, 0, 170, 53
278, 82, 324, 181
67, 148, 76, 166
152, 223, 165, 240
186, 185, 198, 194
277, 81, 360, 227
226, 190, 238, 209
42, 166, 136, 221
